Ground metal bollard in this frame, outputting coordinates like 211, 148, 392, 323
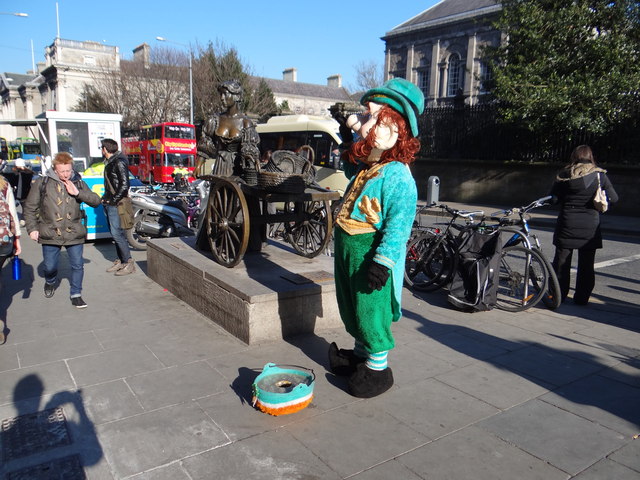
426, 176, 440, 206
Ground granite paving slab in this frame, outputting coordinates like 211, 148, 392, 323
0, 362, 75, 405
98, 402, 229, 478
609, 441, 640, 473
284, 401, 429, 478
78, 380, 145, 425
125, 361, 228, 410
542, 333, 633, 368
435, 362, 553, 410
0, 345, 19, 372
396, 425, 568, 480
348, 459, 423, 480
390, 344, 457, 387
404, 330, 509, 367
491, 344, 604, 386
180, 429, 340, 480
571, 459, 640, 480
479, 399, 627, 475
66, 347, 166, 387
370, 377, 499, 439
541, 374, 640, 436
16, 331, 103, 367
130, 461, 192, 480
600, 358, 640, 388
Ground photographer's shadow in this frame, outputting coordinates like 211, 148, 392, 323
1, 374, 103, 477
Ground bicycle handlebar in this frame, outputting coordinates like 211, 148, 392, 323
490, 195, 556, 218
437, 204, 484, 219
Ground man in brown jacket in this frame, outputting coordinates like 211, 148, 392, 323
23, 152, 101, 308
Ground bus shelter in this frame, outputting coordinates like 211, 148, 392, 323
0, 111, 122, 240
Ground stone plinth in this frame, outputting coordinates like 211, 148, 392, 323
147, 237, 341, 344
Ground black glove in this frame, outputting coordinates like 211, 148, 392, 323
368, 262, 390, 291
330, 106, 354, 146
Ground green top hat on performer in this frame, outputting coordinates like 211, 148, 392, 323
360, 78, 425, 138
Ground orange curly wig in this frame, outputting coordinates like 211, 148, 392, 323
348, 105, 420, 165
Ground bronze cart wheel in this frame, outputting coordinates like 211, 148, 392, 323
284, 199, 332, 258
206, 178, 250, 267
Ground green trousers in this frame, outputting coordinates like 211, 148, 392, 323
334, 227, 399, 353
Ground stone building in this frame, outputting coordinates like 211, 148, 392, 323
262, 68, 353, 117
382, 0, 501, 106
0, 38, 121, 140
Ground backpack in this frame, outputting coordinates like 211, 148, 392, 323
447, 228, 502, 312
0, 183, 16, 246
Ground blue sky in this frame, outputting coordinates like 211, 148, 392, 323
0, 1, 440, 91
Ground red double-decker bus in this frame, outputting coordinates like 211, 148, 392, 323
122, 122, 196, 184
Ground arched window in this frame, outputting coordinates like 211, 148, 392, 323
447, 54, 463, 97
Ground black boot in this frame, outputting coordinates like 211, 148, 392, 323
328, 342, 365, 376
348, 363, 394, 398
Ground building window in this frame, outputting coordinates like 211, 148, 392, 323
478, 61, 493, 93
416, 69, 429, 96
447, 54, 463, 97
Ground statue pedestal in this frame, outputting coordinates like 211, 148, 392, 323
147, 237, 341, 344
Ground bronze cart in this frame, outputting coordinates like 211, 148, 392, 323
199, 175, 340, 267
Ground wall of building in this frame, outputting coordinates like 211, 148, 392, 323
383, 14, 500, 106
412, 159, 638, 216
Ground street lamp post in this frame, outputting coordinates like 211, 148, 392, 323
156, 36, 193, 125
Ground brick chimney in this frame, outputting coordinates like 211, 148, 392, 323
283, 68, 297, 82
327, 74, 342, 88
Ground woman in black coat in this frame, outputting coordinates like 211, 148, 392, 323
550, 145, 618, 305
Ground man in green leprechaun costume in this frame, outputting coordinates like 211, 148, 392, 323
329, 78, 424, 398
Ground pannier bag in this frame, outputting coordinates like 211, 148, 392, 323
447, 228, 502, 312
117, 197, 135, 230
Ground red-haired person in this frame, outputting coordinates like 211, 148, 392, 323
329, 78, 424, 398
24, 152, 101, 308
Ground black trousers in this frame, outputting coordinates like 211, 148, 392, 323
552, 247, 596, 304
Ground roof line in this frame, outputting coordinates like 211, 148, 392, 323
384, 4, 502, 38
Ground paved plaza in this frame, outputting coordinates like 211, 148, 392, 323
0, 207, 639, 479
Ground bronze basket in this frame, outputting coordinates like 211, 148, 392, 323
263, 150, 316, 185
257, 171, 306, 194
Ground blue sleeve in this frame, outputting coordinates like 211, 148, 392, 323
373, 169, 417, 270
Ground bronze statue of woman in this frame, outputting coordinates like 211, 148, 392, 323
197, 80, 260, 181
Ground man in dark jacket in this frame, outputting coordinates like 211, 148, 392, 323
23, 152, 101, 308
101, 138, 135, 276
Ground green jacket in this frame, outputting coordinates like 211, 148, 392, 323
23, 170, 101, 246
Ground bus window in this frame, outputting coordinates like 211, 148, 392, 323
165, 124, 195, 140
256, 114, 349, 195
165, 153, 193, 167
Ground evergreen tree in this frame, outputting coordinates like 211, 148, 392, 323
484, 0, 640, 136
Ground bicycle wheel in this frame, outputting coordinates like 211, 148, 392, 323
534, 251, 561, 309
404, 232, 456, 292
496, 245, 548, 312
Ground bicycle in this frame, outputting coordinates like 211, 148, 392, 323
404, 204, 484, 292
483, 196, 561, 310
405, 203, 552, 312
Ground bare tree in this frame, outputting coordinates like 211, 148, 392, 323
74, 46, 190, 130
75, 41, 277, 129
353, 60, 383, 93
